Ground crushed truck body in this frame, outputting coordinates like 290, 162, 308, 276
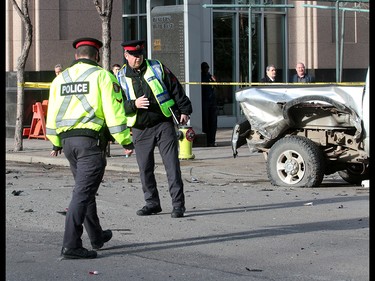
232, 70, 369, 187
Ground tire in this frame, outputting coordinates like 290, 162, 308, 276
267, 136, 325, 187
338, 164, 369, 186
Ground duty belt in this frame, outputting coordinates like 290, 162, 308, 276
59, 129, 99, 140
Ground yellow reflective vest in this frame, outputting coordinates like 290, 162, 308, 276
117, 59, 175, 126
46, 60, 132, 147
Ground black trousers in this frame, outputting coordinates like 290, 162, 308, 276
62, 136, 106, 249
202, 103, 218, 145
132, 122, 185, 209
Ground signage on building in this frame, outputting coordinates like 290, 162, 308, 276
151, 5, 185, 83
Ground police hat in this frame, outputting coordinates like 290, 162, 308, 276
121, 39, 145, 55
73, 37, 103, 51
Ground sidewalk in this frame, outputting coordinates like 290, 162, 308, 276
5, 129, 256, 176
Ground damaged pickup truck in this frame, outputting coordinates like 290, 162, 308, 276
231, 69, 369, 187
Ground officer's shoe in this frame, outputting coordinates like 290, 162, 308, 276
136, 205, 162, 216
91, 229, 113, 250
171, 207, 186, 218
61, 247, 97, 259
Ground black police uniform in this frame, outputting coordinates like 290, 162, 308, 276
120, 40, 192, 214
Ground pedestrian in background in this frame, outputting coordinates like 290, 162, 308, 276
260, 64, 278, 82
201, 62, 218, 147
46, 37, 134, 259
111, 63, 121, 77
290, 62, 315, 82
54, 64, 63, 76
117, 39, 193, 218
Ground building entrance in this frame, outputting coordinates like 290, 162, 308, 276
211, 2, 289, 126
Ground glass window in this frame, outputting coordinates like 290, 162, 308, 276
123, 1, 137, 14
123, 17, 137, 41
139, 1, 146, 13
213, 0, 235, 5
140, 16, 147, 40
122, 0, 149, 13
238, 12, 257, 83
213, 12, 235, 116
122, 0, 147, 42
261, 14, 285, 81
212, 1, 288, 118
164, 0, 183, 5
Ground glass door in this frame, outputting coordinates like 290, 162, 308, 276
213, 4, 288, 126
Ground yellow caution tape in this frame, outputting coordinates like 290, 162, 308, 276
18, 81, 365, 89
17, 82, 51, 89
183, 82, 365, 86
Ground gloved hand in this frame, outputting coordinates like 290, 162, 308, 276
50, 146, 62, 157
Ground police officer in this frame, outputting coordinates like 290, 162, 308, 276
117, 39, 193, 218
46, 37, 134, 259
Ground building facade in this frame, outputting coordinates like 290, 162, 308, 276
6, 0, 369, 136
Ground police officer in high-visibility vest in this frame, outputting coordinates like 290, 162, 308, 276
46, 37, 134, 259
117, 39, 193, 218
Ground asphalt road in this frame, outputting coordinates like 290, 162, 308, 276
5, 157, 369, 281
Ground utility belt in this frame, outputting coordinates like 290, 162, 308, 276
60, 128, 110, 151
59, 129, 100, 140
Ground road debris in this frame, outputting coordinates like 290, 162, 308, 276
303, 202, 313, 206
12, 190, 23, 196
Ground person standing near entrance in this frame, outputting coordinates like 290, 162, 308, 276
54, 64, 63, 76
117, 39, 193, 218
260, 64, 278, 82
201, 62, 218, 147
290, 62, 315, 82
46, 37, 134, 259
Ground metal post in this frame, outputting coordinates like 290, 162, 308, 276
248, 7, 252, 83
335, 1, 340, 82
340, 10, 346, 82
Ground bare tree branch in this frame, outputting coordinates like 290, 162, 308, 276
11, 0, 22, 15
93, 0, 103, 15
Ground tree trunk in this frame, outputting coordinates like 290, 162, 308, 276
14, 69, 25, 151
102, 16, 112, 71
93, 0, 113, 71
12, 0, 33, 152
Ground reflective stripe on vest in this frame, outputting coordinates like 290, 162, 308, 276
56, 67, 104, 128
117, 60, 175, 126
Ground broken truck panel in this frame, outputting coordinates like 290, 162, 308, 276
231, 117, 251, 158
236, 85, 364, 147
232, 69, 369, 187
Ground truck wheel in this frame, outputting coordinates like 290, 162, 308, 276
267, 136, 325, 187
338, 164, 369, 186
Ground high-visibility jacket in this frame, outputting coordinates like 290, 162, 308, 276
117, 59, 175, 126
46, 60, 132, 148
